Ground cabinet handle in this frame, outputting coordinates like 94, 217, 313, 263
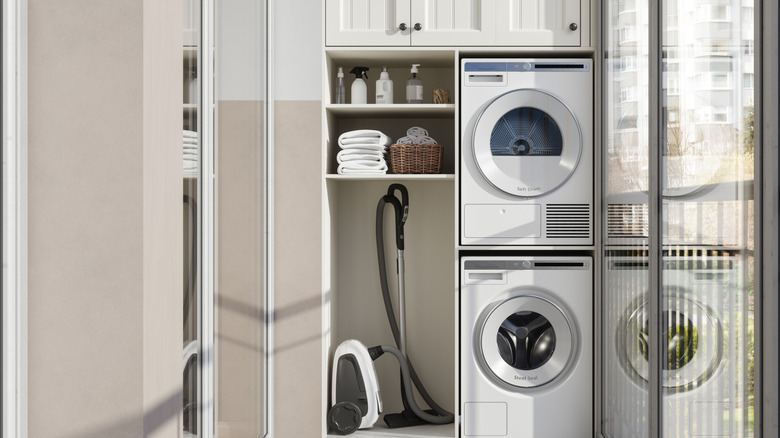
569, 22, 578, 31
414, 23, 422, 31
399, 23, 408, 31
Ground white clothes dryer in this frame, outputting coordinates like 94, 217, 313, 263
460, 256, 592, 437
460, 59, 593, 246
602, 253, 742, 437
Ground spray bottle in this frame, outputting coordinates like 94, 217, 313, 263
350, 66, 370, 104
406, 64, 423, 104
335, 67, 345, 104
375, 66, 394, 104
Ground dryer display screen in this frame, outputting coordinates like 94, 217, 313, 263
490, 108, 563, 157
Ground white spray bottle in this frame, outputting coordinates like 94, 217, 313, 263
375, 66, 394, 104
349, 66, 369, 104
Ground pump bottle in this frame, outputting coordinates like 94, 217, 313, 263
335, 67, 345, 104
375, 66, 393, 104
349, 66, 370, 104
406, 64, 423, 104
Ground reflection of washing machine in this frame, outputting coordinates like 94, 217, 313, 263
461, 256, 592, 437
460, 59, 593, 246
603, 253, 742, 437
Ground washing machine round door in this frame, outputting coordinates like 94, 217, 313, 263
620, 295, 723, 391
479, 293, 577, 389
472, 89, 582, 197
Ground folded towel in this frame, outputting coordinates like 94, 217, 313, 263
340, 136, 392, 146
337, 149, 385, 163
337, 155, 384, 163
337, 166, 388, 175
338, 130, 391, 147
337, 160, 388, 171
183, 130, 198, 138
337, 143, 388, 152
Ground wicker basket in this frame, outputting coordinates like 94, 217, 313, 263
389, 143, 443, 174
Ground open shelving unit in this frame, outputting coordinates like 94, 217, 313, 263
322, 47, 459, 438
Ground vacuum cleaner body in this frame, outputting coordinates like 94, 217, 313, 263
331, 340, 382, 430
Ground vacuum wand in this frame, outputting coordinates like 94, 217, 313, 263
397, 248, 406, 356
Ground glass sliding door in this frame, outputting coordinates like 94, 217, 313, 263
214, 1, 269, 437
183, 0, 268, 436
603, 0, 756, 437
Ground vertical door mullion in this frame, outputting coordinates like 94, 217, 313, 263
647, 0, 664, 437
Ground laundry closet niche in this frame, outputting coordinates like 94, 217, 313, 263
323, 47, 458, 437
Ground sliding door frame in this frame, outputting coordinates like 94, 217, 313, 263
2, 0, 28, 436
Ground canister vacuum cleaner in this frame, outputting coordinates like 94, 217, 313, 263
327, 184, 454, 435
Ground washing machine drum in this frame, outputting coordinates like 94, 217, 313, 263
473, 89, 582, 197
619, 295, 724, 391
479, 293, 577, 389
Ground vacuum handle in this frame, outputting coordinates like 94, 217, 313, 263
383, 195, 405, 250
387, 184, 409, 224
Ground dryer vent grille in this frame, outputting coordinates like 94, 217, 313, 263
607, 204, 649, 238
545, 204, 591, 239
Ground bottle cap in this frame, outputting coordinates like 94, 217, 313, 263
411, 64, 420, 73
337, 67, 344, 78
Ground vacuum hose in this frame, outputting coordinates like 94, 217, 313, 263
375, 184, 454, 425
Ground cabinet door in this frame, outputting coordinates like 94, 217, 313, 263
409, 0, 496, 46
495, 0, 582, 46
326, 0, 411, 46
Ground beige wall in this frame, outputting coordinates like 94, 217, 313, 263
273, 101, 323, 437
27, 1, 182, 437
216, 100, 266, 437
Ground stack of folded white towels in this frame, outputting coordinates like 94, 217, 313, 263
337, 129, 392, 174
183, 130, 198, 175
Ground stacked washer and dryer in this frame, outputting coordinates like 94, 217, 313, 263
459, 59, 594, 437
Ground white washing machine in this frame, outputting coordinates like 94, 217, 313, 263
460, 256, 592, 437
603, 253, 743, 437
460, 58, 593, 246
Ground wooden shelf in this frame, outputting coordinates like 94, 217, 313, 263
326, 104, 455, 118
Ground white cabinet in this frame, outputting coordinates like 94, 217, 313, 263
325, 0, 494, 46
326, 0, 588, 47
495, 0, 583, 46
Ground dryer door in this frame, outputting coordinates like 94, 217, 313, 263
472, 89, 582, 197
479, 293, 577, 389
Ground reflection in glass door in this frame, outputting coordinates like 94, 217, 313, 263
603, 0, 756, 436
182, 1, 269, 436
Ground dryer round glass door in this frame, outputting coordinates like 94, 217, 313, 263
472, 89, 582, 197
479, 294, 577, 389
620, 295, 724, 391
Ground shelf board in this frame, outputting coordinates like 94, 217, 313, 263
325, 48, 456, 67
326, 174, 454, 181
326, 104, 454, 118
327, 422, 454, 438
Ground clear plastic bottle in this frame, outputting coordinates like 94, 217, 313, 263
335, 67, 345, 104
406, 64, 423, 104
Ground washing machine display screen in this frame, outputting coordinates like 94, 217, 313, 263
497, 311, 556, 370
490, 108, 563, 157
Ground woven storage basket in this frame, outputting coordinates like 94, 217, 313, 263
389, 143, 443, 174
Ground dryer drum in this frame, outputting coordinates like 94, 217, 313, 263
490, 107, 563, 157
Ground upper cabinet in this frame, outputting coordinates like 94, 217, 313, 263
495, 0, 582, 46
326, 0, 494, 46
325, 0, 587, 47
